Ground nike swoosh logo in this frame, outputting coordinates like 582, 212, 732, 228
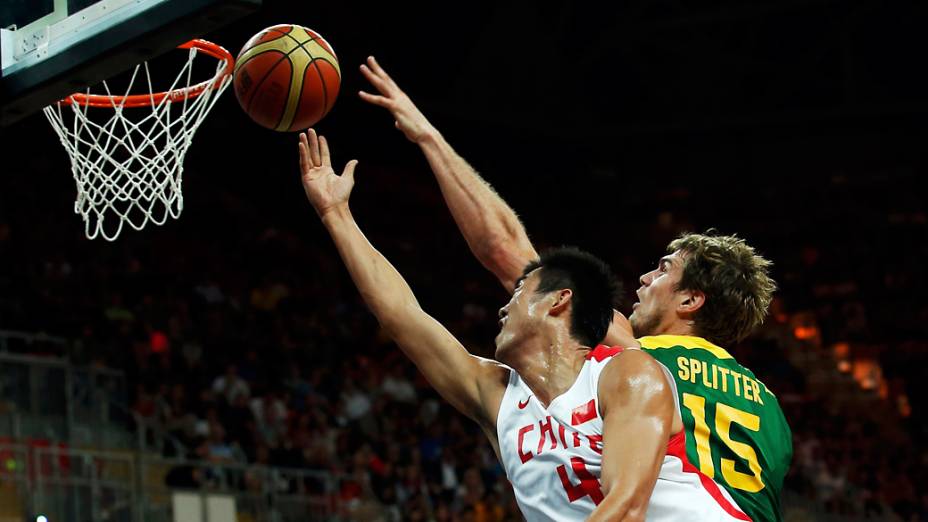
518, 397, 530, 409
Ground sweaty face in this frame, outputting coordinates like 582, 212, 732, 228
629, 250, 686, 338
495, 269, 546, 364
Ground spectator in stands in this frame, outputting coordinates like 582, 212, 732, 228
380, 362, 417, 404
1, 156, 923, 521
212, 364, 250, 405
250, 390, 288, 448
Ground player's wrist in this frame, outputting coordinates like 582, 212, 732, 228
319, 203, 352, 225
415, 125, 442, 146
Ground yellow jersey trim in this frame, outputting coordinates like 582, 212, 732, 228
638, 335, 734, 360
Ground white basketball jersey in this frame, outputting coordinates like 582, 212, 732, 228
496, 345, 751, 522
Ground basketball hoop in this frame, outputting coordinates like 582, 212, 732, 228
43, 39, 233, 241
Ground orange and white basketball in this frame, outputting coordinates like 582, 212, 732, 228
233, 25, 340, 132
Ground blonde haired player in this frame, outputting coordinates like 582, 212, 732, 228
297, 129, 750, 521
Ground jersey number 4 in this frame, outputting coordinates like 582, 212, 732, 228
557, 399, 604, 505
557, 457, 603, 505
682, 393, 765, 493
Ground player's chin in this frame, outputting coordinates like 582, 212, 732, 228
627, 311, 642, 337
493, 334, 510, 362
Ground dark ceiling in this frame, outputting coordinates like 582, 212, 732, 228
3, 0, 926, 233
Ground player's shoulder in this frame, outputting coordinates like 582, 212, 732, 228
596, 347, 673, 417
597, 346, 669, 393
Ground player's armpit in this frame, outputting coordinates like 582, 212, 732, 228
588, 350, 676, 522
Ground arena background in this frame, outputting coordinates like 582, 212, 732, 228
1, 1, 926, 520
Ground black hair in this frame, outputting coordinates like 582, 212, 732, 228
520, 246, 620, 346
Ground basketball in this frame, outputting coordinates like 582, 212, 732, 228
233, 25, 340, 132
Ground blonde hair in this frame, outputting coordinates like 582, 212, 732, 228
669, 231, 777, 345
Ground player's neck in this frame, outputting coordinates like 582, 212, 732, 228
509, 332, 590, 408
655, 319, 697, 338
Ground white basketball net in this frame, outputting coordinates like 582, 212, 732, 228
43, 45, 231, 241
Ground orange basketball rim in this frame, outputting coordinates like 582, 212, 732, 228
59, 39, 233, 107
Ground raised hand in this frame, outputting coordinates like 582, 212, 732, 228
359, 56, 435, 143
298, 129, 359, 217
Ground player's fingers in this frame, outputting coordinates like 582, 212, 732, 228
307, 129, 321, 166
368, 56, 391, 82
358, 63, 374, 81
298, 140, 308, 174
366, 57, 399, 92
298, 132, 309, 161
300, 133, 318, 173
358, 91, 391, 108
358, 62, 377, 78
342, 160, 359, 184
360, 64, 390, 92
372, 57, 399, 90
319, 135, 332, 166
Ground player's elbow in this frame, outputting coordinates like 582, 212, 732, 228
475, 234, 507, 267
601, 499, 648, 522
590, 497, 648, 522
377, 315, 403, 339
593, 482, 651, 522
483, 236, 532, 279
368, 297, 420, 336
622, 510, 647, 522
620, 502, 648, 522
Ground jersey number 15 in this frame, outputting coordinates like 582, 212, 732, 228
682, 393, 765, 493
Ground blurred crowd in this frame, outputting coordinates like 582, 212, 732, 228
1, 145, 925, 521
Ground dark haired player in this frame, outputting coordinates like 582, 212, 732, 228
298, 130, 750, 521
359, 56, 792, 521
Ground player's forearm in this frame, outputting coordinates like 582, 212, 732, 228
417, 130, 537, 290
321, 205, 421, 330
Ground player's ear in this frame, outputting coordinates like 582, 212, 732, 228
677, 289, 705, 316
549, 289, 572, 317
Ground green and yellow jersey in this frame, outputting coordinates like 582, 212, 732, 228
640, 335, 793, 522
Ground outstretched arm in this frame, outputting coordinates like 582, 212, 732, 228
359, 56, 537, 291
299, 129, 507, 426
359, 57, 636, 347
